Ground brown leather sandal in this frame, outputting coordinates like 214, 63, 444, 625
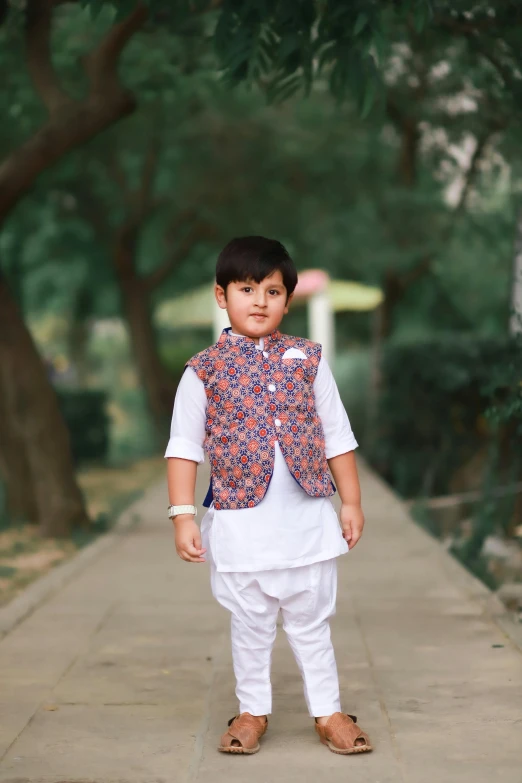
218, 713, 268, 755
315, 713, 372, 755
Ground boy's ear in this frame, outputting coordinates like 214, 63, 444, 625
284, 292, 294, 314
215, 283, 227, 310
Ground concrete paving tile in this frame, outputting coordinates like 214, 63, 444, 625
352, 596, 484, 617
389, 713, 522, 777
0, 705, 198, 783
405, 762, 522, 783
375, 671, 522, 724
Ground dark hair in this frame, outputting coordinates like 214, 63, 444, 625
216, 236, 298, 298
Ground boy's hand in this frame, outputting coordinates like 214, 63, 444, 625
340, 503, 365, 549
174, 516, 206, 563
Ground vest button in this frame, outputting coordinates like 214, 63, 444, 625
263, 351, 269, 358
268, 384, 276, 392
274, 418, 282, 427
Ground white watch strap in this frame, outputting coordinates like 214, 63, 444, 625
168, 504, 197, 519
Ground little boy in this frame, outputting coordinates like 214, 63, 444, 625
165, 236, 372, 755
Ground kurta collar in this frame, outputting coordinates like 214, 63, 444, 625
218, 327, 282, 351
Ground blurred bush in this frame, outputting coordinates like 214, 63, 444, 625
368, 334, 522, 499
106, 387, 158, 463
158, 331, 212, 383
56, 390, 109, 465
334, 348, 372, 447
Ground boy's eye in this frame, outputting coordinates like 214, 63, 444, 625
268, 290, 280, 295
241, 287, 252, 293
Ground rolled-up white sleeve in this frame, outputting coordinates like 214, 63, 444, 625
314, 356, 358, 458
164, 366, 207, 463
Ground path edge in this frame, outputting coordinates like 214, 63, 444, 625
362, 458, 522, 653
0, 488, 152, 640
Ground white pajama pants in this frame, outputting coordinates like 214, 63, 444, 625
210, 559, 341, 717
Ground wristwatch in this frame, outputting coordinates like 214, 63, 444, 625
168, 504, 197, 520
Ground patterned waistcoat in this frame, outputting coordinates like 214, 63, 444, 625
186, 328, 335, 510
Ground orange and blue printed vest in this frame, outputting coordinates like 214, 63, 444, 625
186, 327, 335, 510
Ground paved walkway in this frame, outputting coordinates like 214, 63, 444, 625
0, 460, 521, 783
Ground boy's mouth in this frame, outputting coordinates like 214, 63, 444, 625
251, 314, 267, 321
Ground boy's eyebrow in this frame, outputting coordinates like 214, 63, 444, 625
234, 280, 286, 289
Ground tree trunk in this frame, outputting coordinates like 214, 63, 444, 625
0, 6, 147, 222
0, 241, 38, 522
113, 231, 177, 436
366, 272, 404, 450
0, 391, 38, 524
510, 206, 522, 335
67, 286, 94, 386
0, 5, 147, 536
397, 117, 419, 187
375, 271, 404, 342
0, 271, 89, 537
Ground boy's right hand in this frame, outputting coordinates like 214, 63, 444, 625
174, 517, 206, 563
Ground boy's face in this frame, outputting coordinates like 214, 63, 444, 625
215, 270, 293, 341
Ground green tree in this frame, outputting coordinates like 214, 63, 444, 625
2, 0, 520, 537
0, 3, 148, 536
0, 0, 397, 536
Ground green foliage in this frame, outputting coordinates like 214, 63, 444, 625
333, 347, 373, 447
158, 331, 212, 383
1, 0, 521, 484
1, 6, 220, 320
368, 334, 522, 499
0, 0, 438, 116
107, 388, 159, 461
209, 0, 434, 112
483, 335, 522, 433
56, 390, 110, 465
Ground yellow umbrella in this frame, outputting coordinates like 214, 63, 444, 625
328, 280, 383, 312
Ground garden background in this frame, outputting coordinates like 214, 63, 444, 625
0, 0, 521, 609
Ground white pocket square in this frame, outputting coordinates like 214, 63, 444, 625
282, 348, 307, 359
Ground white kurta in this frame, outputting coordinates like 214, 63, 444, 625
165, 334, 358, 573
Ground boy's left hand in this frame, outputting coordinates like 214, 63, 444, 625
340, 503, 365, 549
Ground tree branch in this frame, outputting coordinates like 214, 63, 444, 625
0, 4, 148, 223
385, 95, 404, 130
137, 136, 161, 216
74, 176, 111, 241
84, 3, 148, 98
385, 96, 420, 187
435, 15, 498, 36
437, 15, 521, 96
99, 132, 162, 217
145, 219, 217, 291
163, 207, 199, 246
112, 155, 132, 196
25, 0, 76, 116
471, 43, 520, 94
452, 132, 491, 220
397, 125, 501, 292
190, 0, 223, 11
